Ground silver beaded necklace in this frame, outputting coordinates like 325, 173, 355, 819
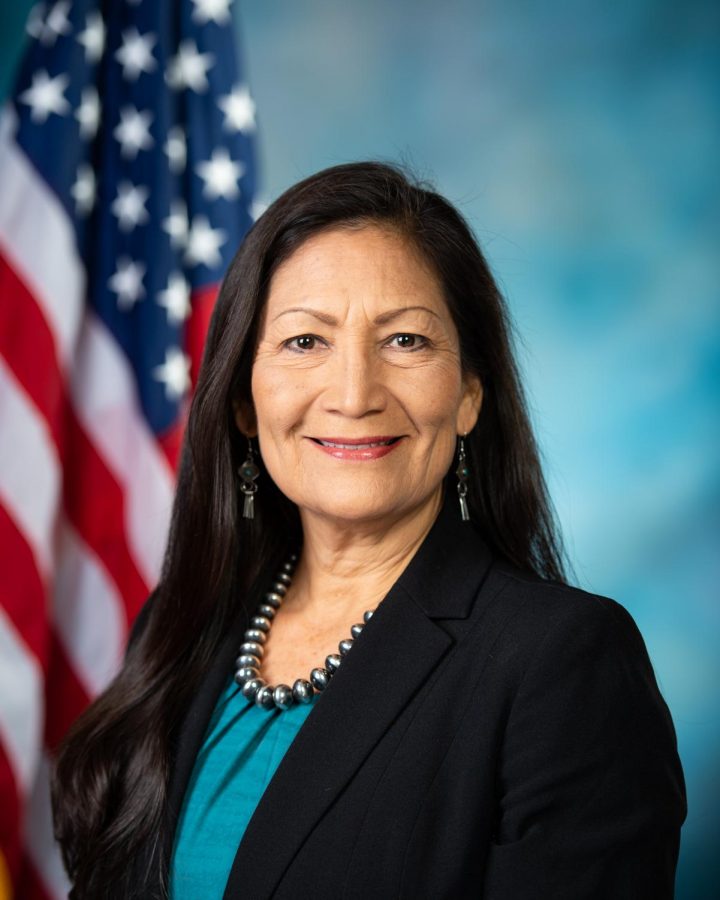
233, 554, 377, 711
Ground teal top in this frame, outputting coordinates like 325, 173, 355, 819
169, 677, 316, 899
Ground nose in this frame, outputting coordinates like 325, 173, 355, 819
322, 339, 387, 418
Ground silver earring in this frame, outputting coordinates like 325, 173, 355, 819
456, 435, 470, 522
238, 436, 260, 519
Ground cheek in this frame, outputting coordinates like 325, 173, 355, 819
251, 367, 294, 424
403, 364, 463, 427
251, 366, 303, 427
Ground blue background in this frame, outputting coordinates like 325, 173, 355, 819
2, 1, 717, 895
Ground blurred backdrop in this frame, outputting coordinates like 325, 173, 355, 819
1, 0, 717, 896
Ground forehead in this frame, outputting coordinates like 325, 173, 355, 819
264, 224, 447, 314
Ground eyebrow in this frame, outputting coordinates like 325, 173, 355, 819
272, 305, 442, 325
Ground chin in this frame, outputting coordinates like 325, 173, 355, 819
317, 501, 397, 523
305, 487, 443, 527
298, 491, 405, 524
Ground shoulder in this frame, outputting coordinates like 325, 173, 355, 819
470, 558, 666, 718
485, 558, 648, 658
465, 566, 686, 880
475, 559, 681, 753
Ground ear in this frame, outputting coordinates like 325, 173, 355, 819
456, 372, 483, 436
232, 397, 258, 438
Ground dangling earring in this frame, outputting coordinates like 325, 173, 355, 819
456, 434, 470, 522
238, 436, 260, 519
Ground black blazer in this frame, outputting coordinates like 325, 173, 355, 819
131, 489, 686, 899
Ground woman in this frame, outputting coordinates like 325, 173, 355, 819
52, 161, 686, 899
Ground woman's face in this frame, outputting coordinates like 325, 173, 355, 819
236, 225, 482, 526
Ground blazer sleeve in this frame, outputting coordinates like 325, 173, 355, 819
482, 593, 686, 899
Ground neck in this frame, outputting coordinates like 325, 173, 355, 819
284, 488, 444, 621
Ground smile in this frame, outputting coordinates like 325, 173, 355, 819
312, 437, 400, 449
307, 436, 404, 460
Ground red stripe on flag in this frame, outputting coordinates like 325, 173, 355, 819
0, 505, 49, 669
0, 743, 22, 887
44, 632, 91, 754
0, 253, 150, 625
16, 854, 53, 900
0, 254, 64, 451
63, 407, 149, 624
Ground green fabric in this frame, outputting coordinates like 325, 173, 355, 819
169, 677, 316, 899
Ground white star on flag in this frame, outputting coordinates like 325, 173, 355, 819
157, 272, 192, 324
19, 70, 70, 123
115, 27, 157, 81
70, 163, 96, 216
76, 10, 106, 64
162, 199, 189, 249
185, 215, 227, 267
166, 40, 215, 93
191, 0, 233, 26
75, 86, 100, 140
108, 257, 146, 309
196, 147, 244, 200
28, 1, 72, 47
152, 347, 192, 400
113, 105, 154, 159
111, 181, 150, 232
218, 84, 256, 134
164, 126, 187, 174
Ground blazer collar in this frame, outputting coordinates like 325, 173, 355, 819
160, 486, 494, 899
397, 482, 494, 618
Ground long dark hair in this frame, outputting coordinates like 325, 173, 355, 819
52, 161, 567, 897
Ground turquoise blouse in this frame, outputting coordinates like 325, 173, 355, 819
169, 677, 316, 899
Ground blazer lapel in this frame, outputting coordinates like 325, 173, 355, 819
222, 487, 494, 899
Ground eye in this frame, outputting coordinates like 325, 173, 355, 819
283, 334, 323, 352
386, 333, 430, 351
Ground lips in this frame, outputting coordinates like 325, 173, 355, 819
309, 435, 403, 461
310, 436, 401, 449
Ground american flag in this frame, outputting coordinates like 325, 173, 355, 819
0, 0, 256, 896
